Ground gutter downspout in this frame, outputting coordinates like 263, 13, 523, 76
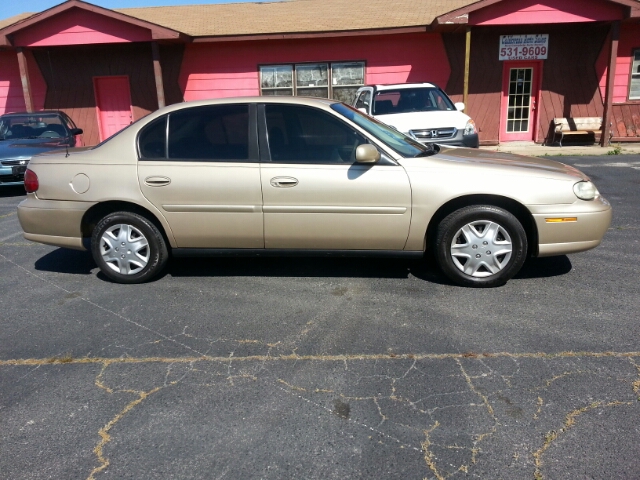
601, 21, 619, 147
463, 27, 471, 113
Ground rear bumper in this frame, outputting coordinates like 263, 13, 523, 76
0, 165, 25, 185
530, 196, 612, 257
18, 196, 93, 250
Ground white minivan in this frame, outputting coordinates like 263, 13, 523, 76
352, 83, 479, 148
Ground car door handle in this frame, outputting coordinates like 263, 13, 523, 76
270, 176, 298, 188
144, 176, 171, 187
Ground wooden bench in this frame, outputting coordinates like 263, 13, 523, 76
551, 117, 608, 146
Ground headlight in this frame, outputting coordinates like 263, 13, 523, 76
463, 119, 477, 136
573, 181, 598, 200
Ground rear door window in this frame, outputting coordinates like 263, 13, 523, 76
138, 116, 167, 159
168, 105, 250, 161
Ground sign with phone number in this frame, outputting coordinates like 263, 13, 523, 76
499, 34, 548, 61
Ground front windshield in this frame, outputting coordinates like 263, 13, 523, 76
331, 103, 432, 158
0, 114, 68, 141
372, 88, 455, 115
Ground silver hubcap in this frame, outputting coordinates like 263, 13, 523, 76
100, 224, 150, 275
450, 220, 513, 278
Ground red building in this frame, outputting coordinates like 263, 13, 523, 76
1, 0, 639, 146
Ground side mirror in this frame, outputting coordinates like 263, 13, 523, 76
454, 102, 465, 112
70, 128, 83, 135
355, 144, 381, 164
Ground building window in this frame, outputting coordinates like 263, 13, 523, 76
261, 65, 294, 96
630, 50, 640, 100
260, 62, 365, 104
296, 63, 329, 98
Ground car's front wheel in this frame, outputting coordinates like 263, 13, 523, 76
91, 211, 168, 284
434, 205, 527, 287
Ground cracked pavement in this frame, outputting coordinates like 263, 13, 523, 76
1, 155, 639, 479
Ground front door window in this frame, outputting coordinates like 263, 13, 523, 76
265, 104, 366, 164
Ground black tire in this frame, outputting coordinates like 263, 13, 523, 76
91, 211, 168, 284
434, 205, 527, 288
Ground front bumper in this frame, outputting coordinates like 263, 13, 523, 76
413, 131, 479, 148
529, 196, 612, 257
18, 196, 94, 250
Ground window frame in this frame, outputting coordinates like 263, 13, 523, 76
259, 65, 295, 96
259, 61, 366, 103
259, 103, 370, 165
628, 48, 640, 101
354, 88, 373, 114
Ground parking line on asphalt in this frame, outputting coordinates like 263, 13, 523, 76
574, 161, 640, 168
0, 231, 24, 242
2, 350, 640, 366
0, 251, 207, 357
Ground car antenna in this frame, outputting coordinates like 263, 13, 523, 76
65, 142, 69, 158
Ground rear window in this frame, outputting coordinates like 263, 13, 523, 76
0, 114, 68, 140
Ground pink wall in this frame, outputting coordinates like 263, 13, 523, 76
0, 50, 46, 115
597, 23, 640, 103
27, 50, 47, 112
0, 52, 25, 114
12, 8, 151, 47
470, 0, 624, 25
179, 33, 450, 100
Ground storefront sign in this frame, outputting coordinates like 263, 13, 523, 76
499, 34, 549, 61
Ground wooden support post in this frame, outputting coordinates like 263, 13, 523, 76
16, 47, 34, 113
151, 42, 166, 109
463, 28, 471, 113
601, 21, 619, 147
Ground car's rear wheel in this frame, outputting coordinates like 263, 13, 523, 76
434, 205, 527, 287
91, 211, 168, 284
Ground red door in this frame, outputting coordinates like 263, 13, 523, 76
499, 62, 542, 142
94, 76, 133, 142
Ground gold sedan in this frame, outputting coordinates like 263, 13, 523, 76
18, 97, 611, 287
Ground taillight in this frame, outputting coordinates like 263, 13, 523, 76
24, 169, 39, 193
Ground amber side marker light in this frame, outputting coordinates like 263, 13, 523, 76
545, 217, 577, 223
24, 169, 39, 193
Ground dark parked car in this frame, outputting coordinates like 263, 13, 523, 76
0, 111, 83, 186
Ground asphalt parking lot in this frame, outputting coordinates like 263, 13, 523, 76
1, 155, 639, 479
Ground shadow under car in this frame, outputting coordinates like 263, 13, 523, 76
33, 249, 573, 285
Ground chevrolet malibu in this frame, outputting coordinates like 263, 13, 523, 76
17, 97, 611, 287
